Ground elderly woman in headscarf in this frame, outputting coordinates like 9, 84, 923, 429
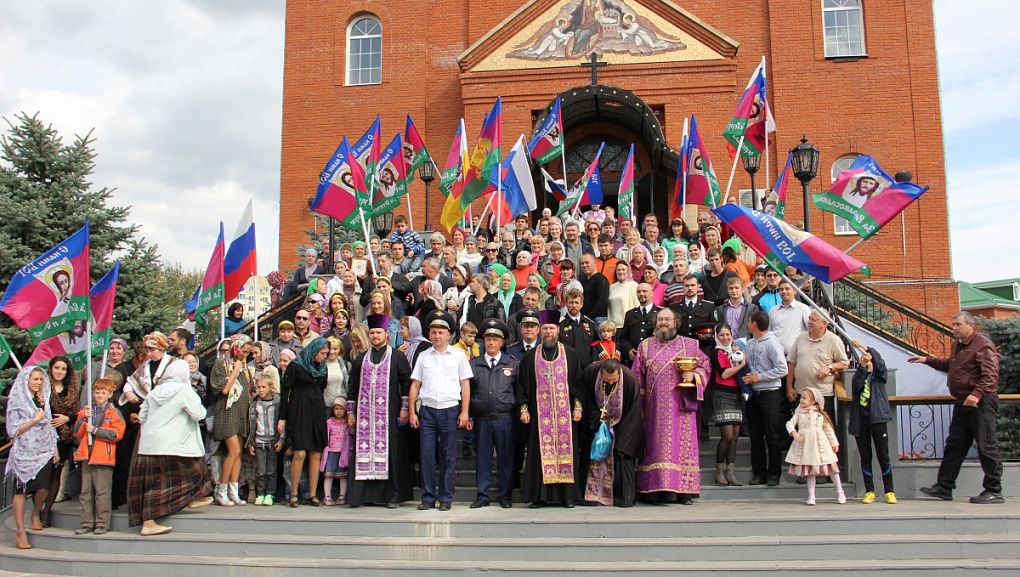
412, 278, 446, 321
443, 264, 471, 316
307, 293, 331, 335
458, 235, 484, 270
492, 264, 523, 327
642, 264, 667, 307
128, 358, 214, 535
278, 336, 331, 507
628, 243, 652, 283
252, 341, 280, 394
5, 366, 59, 549
398, 316, 432, 369
211, 334, 255, 507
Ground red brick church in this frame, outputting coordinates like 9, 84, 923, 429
279, 0, 957, 320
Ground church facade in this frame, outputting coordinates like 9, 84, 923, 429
279, 0, 957, 320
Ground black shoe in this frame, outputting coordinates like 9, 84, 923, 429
528, 501, 542, 509
767, 476, 780, 487
969, 490, 1004, 504
498, 498, 512, 509
439, 502, 452, 511
418, 500, 435, 510
796, 477, 807, 485
818, 476, 831, 484
749, 476, 767, 486
469, 498, 489, 509
386, 502, 400, 509
678, 496, 694, 505
562, 500, 574, 508
919, 484, 953, 501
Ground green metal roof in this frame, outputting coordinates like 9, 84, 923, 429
960, 281, 1020, 310
971, 279, 1020, 301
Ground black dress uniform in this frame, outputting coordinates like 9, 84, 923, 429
468, 319, 518, 508
618, 304, 660, 363
559, 313, 599, 367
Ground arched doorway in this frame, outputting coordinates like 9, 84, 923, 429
530, 85, 680, 223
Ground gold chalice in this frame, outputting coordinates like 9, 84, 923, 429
674, 357, 698, 387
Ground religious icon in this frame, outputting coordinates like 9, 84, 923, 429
508, 0, 686, 62
34, 258, 75, 317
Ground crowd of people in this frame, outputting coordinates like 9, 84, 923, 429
4, 208, 1005, 549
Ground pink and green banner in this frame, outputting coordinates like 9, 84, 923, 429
195, 223, 225, 318
460, 98, 503, 208
618, 143, 636, 223
26, 261, 119, 370
372, 133, 410, 216
764, 151, 791, 220
403, 114, 431, 183
723, 59, 775, 158
812, 155, 928, 240
313, 136, 370, 231
1, 223, 91, 344
527, 97, 563, 164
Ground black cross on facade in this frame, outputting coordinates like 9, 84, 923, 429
579, 52, 608, 86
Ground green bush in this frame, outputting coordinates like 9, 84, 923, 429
979, 317, 1020, 459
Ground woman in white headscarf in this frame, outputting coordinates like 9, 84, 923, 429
5, 366, 59, 549
127, 358, 214, 535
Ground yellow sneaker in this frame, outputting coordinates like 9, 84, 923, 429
885, 492, 897, 504
862, 491, 876, 504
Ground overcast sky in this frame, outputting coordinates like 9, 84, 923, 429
0, 1, 1012, 284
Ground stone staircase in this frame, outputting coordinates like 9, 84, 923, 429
3, 437, 1019, 576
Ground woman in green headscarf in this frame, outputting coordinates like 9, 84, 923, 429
278, 336, 330, 507
491, 264, 523, 325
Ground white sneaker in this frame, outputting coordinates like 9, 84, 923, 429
806, 498, 816, 506
837, 491, 847, 504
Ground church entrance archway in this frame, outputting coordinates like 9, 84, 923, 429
530, 85, 680, 223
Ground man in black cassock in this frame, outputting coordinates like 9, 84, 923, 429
516, 309, 585, 508
581, 359, 644, 507
346, 314, 414, 508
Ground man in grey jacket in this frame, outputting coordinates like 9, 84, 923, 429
742, 311, 789, 486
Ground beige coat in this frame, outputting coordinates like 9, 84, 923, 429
785, 410, 839, 467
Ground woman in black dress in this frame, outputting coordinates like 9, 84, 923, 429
278, 336, 330, 507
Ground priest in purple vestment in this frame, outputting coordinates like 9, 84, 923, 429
346, 314, 414, 508
516, 309, 584, 508
632, 308, 710, 504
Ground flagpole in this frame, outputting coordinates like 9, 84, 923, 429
681, 118, 689, 225
8, 348, 23, 371
99, 349, 108, 379
780, 272, 861, 362
221, 304, 225, 340
251, 197, 260, 343
474, 196, 494, 237
844, 238, 866, 254
406, 193, 415, 232
496, 161, 503, 233
86, 318, 94, 444
722, 134, 746, 206
359, 208, 376, 276
762, 56, 771, 189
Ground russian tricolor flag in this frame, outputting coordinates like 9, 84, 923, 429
491, 136, 538, 219
224, 199, 257, 303
713, 204, 869, 284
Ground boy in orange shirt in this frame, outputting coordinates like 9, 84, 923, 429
73, 378, 126, 535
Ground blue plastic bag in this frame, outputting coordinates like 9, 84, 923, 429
590, 421, 613, 462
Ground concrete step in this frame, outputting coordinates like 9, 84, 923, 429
2, 546, 1020, 577
8, 517, 1019, 563
36, 498, 1019, 539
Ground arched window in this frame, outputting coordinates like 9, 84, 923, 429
822, 0, 866, 57
831, 154, 859, 235
347, 16, 382, 86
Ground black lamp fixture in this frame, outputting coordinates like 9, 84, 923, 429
419, 158, 437, 231
372, 211, 394, 238
741, 153, 761, 211
790, 136, 820, 231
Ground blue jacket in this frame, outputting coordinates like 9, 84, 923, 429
848, 347, 893, 434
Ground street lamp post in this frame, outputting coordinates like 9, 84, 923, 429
790, 136, 820, 231
741, 154, 761, 211
419, 158, 437, 231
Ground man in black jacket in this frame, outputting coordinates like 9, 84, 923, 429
559, 287, 599, 367
670, 274, 716, 340
618, 283, 659, 364
578, 254, 609, 324
468, 319, 519, 509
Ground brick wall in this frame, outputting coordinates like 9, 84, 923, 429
280, 0, 956, 315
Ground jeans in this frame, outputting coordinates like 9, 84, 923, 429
282, 455, 309, 500
254, 444, 278, 497
475, 414, 515, 502
420, 405, 460, 504
937, 396, 1003, 493
746, 388, 785, 478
